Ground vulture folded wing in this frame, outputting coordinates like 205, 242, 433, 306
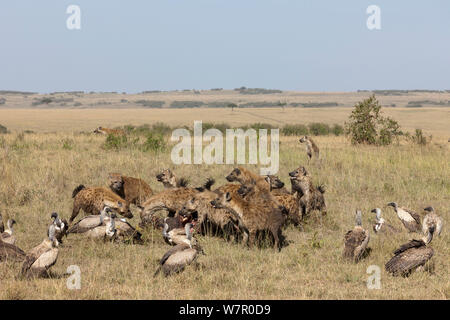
386, 246, 434, 275
21, 244, 49, 275
404, 208, 421, 225
353, 230, 370, 260
393, 239, 424, 255
159, 243, 189, 265
30, 248, 58, 269
343, 228, 367, 260
163, 248, 198, 276
0, 241, 26, 262
68, 216, 103, 233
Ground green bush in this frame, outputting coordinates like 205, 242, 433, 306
151, 122, 173, 136
345, 95, 402, 145
405, 129, 432, 146
103, 134, 128, 150
308, 123, 330, 136
0, 124, 7, 134
62, 138, 74, 150
332, 124, 344, 136
140, 133, 166, 153
281, 124, 309, 136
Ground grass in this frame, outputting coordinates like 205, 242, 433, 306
0, 127, 448, 299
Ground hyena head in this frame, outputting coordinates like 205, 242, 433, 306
108, 173, 124, 193
94, 127, 104, 134
288, 166, 309, 180
180, 196, 200, 215
237, 183, 255, 198
105, 200, 133, 219
226, 167, 242, 183
156, 168, 177, 187
210, 192, 232, 209
179, 198, 198, 223
265, 175, 285, 191
299, 136, 309, 143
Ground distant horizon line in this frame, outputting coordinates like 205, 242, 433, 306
1, 88, 449, 95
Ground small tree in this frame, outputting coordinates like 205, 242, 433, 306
345, 95, 402, 145
228, 103, 238, 112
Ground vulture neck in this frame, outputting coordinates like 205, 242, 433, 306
423, 230, 433, 245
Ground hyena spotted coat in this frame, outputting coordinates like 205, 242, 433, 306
179, 189, 240, 240
299, 136, 319, 161
139, 178, 214, 228
108, 173, 153, 208
289, 166, 327, 217
211, 191, 285, 251
156, 169, 189, 189
93, 127, 125, 136
70, 185, 132, 223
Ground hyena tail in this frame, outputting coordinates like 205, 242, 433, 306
178, 178, 189, 188
196, 177, 216, 192
317, 185, 326, 194
72, 185, 86, 198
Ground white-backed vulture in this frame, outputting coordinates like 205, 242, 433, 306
85, 213, 117, 241
343, 210, 370, 262
50, 213, 68, 244
68, 206, 111, 234
21, 224, 59, 278
154, 228, 204, 277
385, 225, 435, 277
1, 219, 17, 245
0, 239, 26, 263
371, 208, 401, 234
387, 202, 421, 233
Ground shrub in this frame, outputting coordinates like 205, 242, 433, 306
151, 122, 173, 136
170, 101, 204, 108
103, 134, 128, 150
308, 123, 330, 136
135, 100, 165, 108
0, 98, 6, 105
405, 129, 432, 146
332, 124, 344, 136
345, 95, 402, 145
62, 138, 74, 150
281, 124, 309, 136
140, 133, 166, 153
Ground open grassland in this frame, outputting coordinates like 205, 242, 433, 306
0, 119, 449, 299
0, 107, 449, 137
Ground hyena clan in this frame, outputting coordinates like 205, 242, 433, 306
299, 136, 320, 161
70, 185, 132, 223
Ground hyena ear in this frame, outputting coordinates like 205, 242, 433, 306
225, 192, 232, 202
264, 176, 271, 183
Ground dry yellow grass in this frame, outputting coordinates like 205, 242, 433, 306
0, 106, 449, 300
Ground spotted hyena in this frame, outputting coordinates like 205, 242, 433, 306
108, 173, 153, 208
155, 169, 189, 189
210, 190, 285, 251
289, 166, 326, 217
299, 136, 319, 161
70, 185, 132, 223
93, 127, 125, 136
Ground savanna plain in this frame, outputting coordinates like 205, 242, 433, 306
0, 92, 449, 299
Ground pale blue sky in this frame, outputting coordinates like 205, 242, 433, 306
0, 1, 449, 93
